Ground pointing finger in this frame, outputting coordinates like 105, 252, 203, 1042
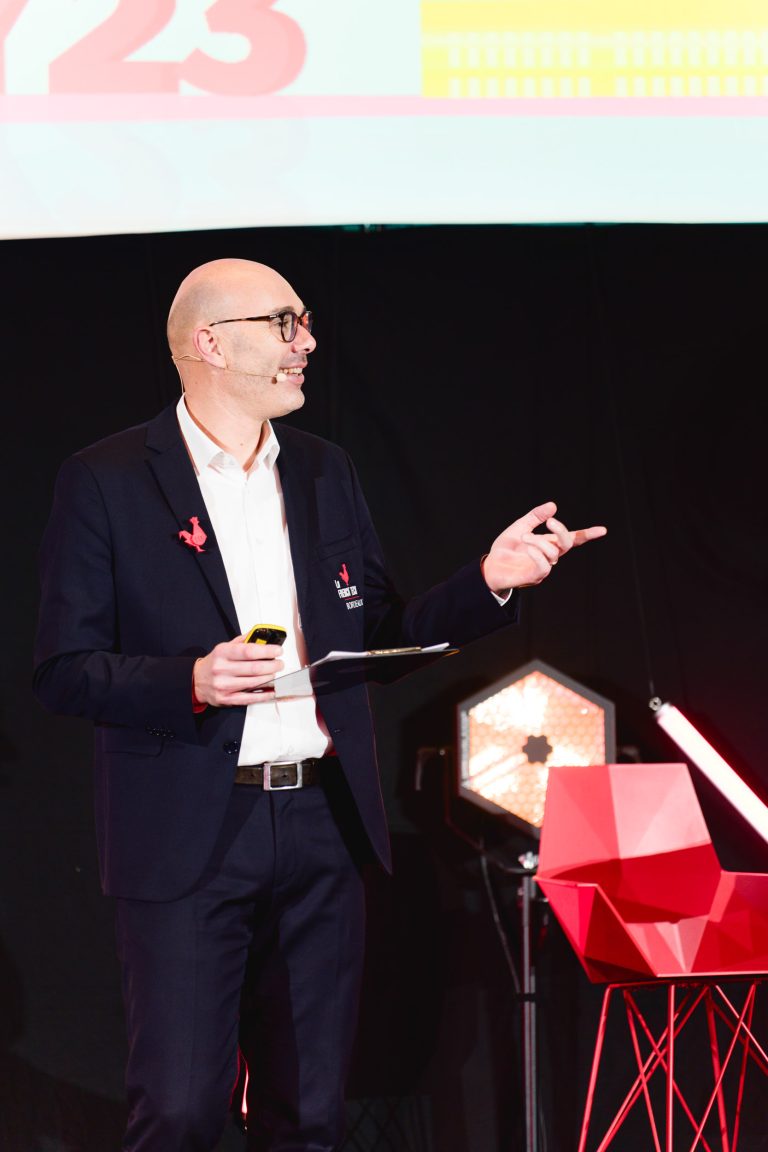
572, 525, 608, 547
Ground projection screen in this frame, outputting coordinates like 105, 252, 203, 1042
2, 0, 768, 239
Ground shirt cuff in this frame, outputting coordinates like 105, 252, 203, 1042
192, 660, 207, 714
481, 553, 513, 605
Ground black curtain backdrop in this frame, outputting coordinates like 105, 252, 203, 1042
2, 223, 767, 1152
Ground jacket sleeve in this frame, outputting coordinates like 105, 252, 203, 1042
32, 454, 201, 743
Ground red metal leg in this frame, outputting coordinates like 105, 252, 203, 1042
578, 986, 615, 1152
577, 981, 768, 1152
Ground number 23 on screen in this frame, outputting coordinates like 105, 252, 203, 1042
0, 0, 306, 94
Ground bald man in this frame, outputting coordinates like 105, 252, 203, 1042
33, 258, 606, 1151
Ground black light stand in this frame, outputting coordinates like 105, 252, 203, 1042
519, 854, 539, 1152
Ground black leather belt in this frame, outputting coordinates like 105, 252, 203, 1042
233, 758, 324, 790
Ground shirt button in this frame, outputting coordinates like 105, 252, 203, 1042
223, 740, 240, 755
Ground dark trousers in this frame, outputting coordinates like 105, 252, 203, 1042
114, 771, 369, 1152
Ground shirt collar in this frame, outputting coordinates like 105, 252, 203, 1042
176, 395, 280, 474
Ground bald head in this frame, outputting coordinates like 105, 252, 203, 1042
166, 258, 296, 357
166, 257, 315, 453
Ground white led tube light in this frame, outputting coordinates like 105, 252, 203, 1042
652, 700, 768, 845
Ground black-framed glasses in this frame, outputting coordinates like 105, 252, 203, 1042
208, 308, 313, 343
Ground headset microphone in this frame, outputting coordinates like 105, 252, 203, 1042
172, 355, 289, 382
232, 368, 289, 382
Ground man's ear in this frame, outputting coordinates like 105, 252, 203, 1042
193, 324, 227, 367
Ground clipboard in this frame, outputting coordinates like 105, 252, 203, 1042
260, 642, 459, 698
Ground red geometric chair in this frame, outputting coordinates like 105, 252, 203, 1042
535, 762, 768, 1152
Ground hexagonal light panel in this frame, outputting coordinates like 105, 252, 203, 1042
456, 659, 616, 836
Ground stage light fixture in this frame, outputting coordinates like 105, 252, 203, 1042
456, 659, 616, 836
651, 698, 768, 845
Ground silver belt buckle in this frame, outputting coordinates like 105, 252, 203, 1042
263, 761, 303, 790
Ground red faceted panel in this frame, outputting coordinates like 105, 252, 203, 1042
536, 762, 768, 980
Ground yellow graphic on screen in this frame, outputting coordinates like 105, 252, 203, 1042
422, 2, 768, 97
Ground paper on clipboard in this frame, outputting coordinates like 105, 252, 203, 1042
263, 642, 458, 697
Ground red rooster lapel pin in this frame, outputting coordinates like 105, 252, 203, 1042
178, 516, 207, 553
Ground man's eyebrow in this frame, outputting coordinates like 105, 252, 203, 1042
265, 303, 303, 314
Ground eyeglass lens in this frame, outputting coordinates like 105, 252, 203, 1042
280, 309, 313, 342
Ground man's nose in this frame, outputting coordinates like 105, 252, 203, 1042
295, 325, 316, 353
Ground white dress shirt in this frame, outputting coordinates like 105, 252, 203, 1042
176, 397, 332, 765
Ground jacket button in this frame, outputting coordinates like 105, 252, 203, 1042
223, 740, 240, 754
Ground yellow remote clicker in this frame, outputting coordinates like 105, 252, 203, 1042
243, 624, 287, 646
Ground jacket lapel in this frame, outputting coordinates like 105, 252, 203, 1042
145, 404, 239, 635
274, 426, 314, 621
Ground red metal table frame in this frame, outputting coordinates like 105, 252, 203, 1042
579, 977, 768, 1152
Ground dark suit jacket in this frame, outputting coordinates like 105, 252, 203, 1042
33, 403, 517, 901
